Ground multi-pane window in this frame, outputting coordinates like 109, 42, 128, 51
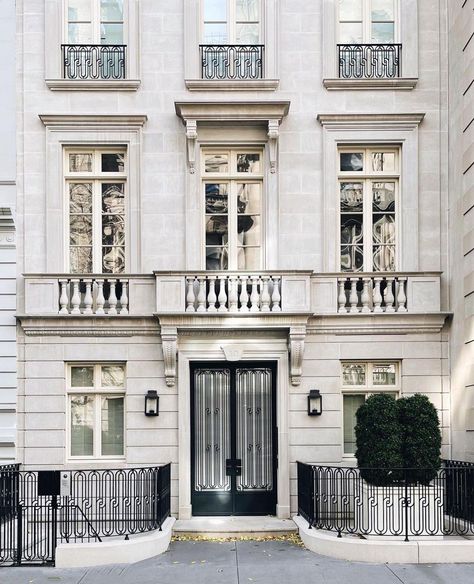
202, 0, 261, 44
66, 0, 124, 44
339, 147, 398, 272
342, 362, 399, 455
203, 149, 263, 270
68, 364, 125, 459
66, 148, 126, 274
338, 0, 396, 44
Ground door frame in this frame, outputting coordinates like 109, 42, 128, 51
190, 361, 278, 516
177, 337, 290, 519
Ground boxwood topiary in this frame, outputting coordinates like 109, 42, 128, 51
397, 394, 441, 485
355, 393, 404, 486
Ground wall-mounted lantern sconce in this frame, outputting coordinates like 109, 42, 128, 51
145, 390, 159, 416
307, 389, 322, 416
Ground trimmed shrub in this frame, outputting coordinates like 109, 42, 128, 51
355, 393, 404, 486
397, 394, 441, 484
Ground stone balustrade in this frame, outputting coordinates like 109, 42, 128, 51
337, 275, 408, 314
57, 277, 129, 315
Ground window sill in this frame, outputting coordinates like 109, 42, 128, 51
45, 79, 141, 91
185, 78, 279, 91
323, 78, 418, 91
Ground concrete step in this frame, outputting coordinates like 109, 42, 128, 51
173, 516, 298, 538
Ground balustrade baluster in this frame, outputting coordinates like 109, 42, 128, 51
196, 276, 206, 312
239, 276, 249, 312
95, 279, 105, 315
228, 276, 238, 311
107, 279, 118, 315
338, 279, 348, 313
249, 276, 260, 312
361, 277, 371, 313
384, 277, 395, 312
397, 277, 407, 312
261, 276, 270, 312
186, 276, 196, 312
271, 276, 281, 312
373, 277, 383, 313
349, 278, 359, 313
119, 280, 129, 315
217, 275, 228, 312
70, 279, 81, 314
59, 279, 70, 314
83, 279, 93, 315
207, 276, 217, 312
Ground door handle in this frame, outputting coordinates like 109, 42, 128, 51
226, 458, 235, 476
235, 459, 242, 476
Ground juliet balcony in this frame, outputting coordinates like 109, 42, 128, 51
338, 43, 402, 79
62, 44, 126, 80
200, 45, 264, 80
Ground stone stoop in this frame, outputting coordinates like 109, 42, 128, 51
173, 516, 298, 538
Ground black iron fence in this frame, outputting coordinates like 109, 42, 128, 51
0, 464, 171, 566
338, 44, 401, 79
297, 460, 474, 541
200, 45, 264, 80
62, 44, 126, 80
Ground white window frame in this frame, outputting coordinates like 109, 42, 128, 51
64, 0, 126, 45
341, 361, 401, 457
336, 0, 400, 44
67, 363, 126, 461
200, 0, 262, 44
201, 147, 265, 270
64, 146, 128, 274
337, 145, 400, 272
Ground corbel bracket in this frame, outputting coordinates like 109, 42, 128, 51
161, 326, 178, 386
267, 119, 280, 174
186, 119, 198, 174
288, 325, 306, 386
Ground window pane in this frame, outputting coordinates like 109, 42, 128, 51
236, 23, 259, 44
71, 395, 94, 456
102, 215, 125, 247
373, 244, 395, 271
204, 0, 227, 21
100, 23, 123, 44
373, 213, 395, 244
340, 216, 363, 245
371, 22, 394, 43
236, 0, 259, 21
102, 246, 125, 273
339, 0, 362, 21
340, 245, 364, 272
237, 154, 261, 173
343, 394, 365, 454
101, 0, 123, 21
68, 0, 91, 21
371, 152, 395, 172
101, 396, 124, 456
238, 246, 260, 270
102, 183, 125, 214
101, 153, 125, 173
101, 365, 125, 387
70, 215, 93, 246
69, 183, 92, 213
340, 153, 363, 172
237, 183, 260, 214
238, 215, 260, 245
342, 363, 366, 385
206, 216, 228, 245
69, 153, 92, 173
339, 22, 363, 43
206, 246, 228, 270
71, 366, 94, 387
68, 23, 93, 43
204, 23, 228, 43
340, 182, 363, 212
372, 0, 394, 21
206, 184, 228, 213
205, 153, 229, 173
70, 247, 93, 273
373, 364, 396, 385
372, 182, 395, 213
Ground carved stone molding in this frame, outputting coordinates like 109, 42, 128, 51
267, 119, 280, 173
0, 230, 15, 248
161, 326, 178, 387
221, 345, 244, 361
186, 120, 198, 174
288, 325, 307, 386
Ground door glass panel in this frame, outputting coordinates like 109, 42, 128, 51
236, 368, 273, 491
71, 395, 94, 456
101, 0, 123, 21
371, 22, 394, 43
339, 0, 362, 20
68, 22, 93, 43
236, 0, 259, 21
194, 369, 231, 492
235, 24, 259, 44
68, 0, 92, 21
343, 394, 365, 454
372, 0, 394, 21
204, 0, 227, 21
339, 22, 363, 43
237, 246, 260, 270
100, 23, 124, 44
101, 396, 124, 456
204, 23, 228, 43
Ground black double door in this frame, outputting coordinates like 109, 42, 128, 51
191, 362, 277, 516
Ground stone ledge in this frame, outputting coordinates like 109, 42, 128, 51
323, 78, 418, 90
45, 79, 141, 91
185, 79, 279, 91
293, 515, 474, 564
55, 517, 175, 568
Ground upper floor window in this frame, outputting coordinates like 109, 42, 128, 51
339, 147, 398, 272
203, 149, 263, 270
64, 0, 126, 79
201, 0, 263, 80
66, 148, 126, 274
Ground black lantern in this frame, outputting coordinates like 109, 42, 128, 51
145, 390, 159, 416
307, 389, 322, 416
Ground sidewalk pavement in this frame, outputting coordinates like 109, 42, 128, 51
2, 538, 474, 584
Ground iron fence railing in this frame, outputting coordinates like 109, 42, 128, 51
297, 460, 474, 541
338, 44, 401, 79
200, 44, 264, 80
0, 464, 171, 566
62, 44, 126, 80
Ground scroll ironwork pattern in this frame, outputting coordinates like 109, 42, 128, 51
338, 44, 401, 79
200, 45, 264, 80
62, 45, 126, 80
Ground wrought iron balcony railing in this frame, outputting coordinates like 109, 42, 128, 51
338, 43, 401, 79
200, 44, 264, 80
62, 44, 126, 80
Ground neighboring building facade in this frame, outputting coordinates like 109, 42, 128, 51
0, 0, 17, 463
16, 0, 459, 518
